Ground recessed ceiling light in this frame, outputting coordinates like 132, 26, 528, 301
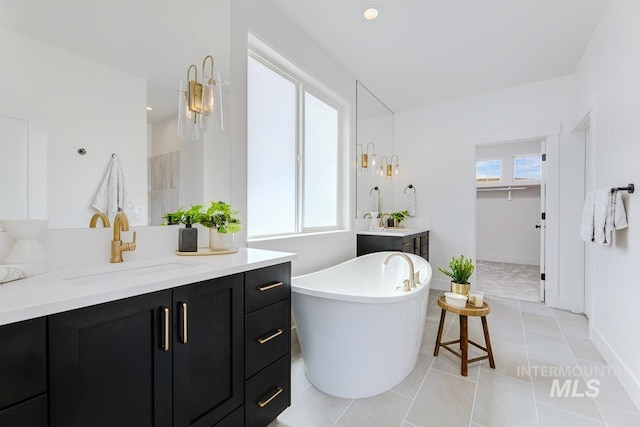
363, 6, 381, 20
146, 106, 153, 111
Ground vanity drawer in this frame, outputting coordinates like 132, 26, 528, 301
245, 299, 291, 379
0, 317, 47, 410
245, 263, 291, 313
245, 355, 291, 427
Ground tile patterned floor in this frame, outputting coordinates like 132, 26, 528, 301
475, 261, 540, 302
270, 290, 640, 427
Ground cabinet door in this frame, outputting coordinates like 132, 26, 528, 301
173, 274, 244, 427
49, 290, 173, 427
0, 317, 46, 410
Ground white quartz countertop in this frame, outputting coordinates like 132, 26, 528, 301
357, 227, 430, 237
0, 248, 297, 326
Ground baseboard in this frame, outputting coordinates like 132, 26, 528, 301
591, 324, 640, 412
557, 295, 572, 311
477, 254, 539, 266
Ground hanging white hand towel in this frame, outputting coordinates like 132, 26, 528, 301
593, 188, 612, 245
606, 189, 628, 236
405, 191, 416, 216
92, 154, 136, 223
370, 192, 379, 212
580, 190, 596, 242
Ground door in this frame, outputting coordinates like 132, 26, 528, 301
539, 140, 547, 302
584, 126, 595, 317
48, 290, 173, 427
172, 274, 244, 427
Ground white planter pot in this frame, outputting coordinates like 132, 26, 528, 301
209, 228, 234, 251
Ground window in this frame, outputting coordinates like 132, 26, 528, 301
476, 159, 501, 183
247, 52, 341, 238
513, 155, 542, 181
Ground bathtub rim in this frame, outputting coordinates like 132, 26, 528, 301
292, 251, 432, 304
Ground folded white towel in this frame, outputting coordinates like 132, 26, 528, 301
580, 190, 596, 242
0, 264, 33, 284
92, 154, 136, 223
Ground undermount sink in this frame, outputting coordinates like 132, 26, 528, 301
65, 262, 194, 285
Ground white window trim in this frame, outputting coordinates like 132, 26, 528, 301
247, 35, 349, 241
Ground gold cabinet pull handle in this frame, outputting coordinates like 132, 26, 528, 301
257, 328, 283, 344
179, 302, 188, 344
257, 281, 284, 292
161, 307, 170, 352
257, 386, 283, 408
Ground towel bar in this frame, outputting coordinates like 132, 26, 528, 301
612, 184, 634, 194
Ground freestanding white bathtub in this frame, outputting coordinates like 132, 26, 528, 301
292, 251, 431, 399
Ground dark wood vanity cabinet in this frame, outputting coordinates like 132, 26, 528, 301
0, 317, 48, 427
244, 263, 292, 427
357, 231, 429, 261
49, 275, 245, 427
48, 290, 174, 427
42, 263, 290, 427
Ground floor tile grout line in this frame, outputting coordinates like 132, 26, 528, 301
551, 308, 609, 426
519, 298, 542, 427
331, 397, 355, 427
536, 401, 608, 425
400, 352, 436, 426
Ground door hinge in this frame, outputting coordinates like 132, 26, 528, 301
541, 212, 546, 220
541, 273, 546, 281
542, 153, 547, 161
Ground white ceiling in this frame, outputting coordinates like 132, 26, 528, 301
0, 0, 609, 120
0, 0, 230, 123
271, 0, 609, 112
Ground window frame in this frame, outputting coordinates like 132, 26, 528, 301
475, 158, 503, 184
512, 153, 542, 183
247, 47, 345, 239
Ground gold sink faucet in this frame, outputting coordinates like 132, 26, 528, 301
89, 212, 110, 228
110, 211, 136, 263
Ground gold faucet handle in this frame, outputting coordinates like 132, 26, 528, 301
122, 231, 137, 252
129, 231, 137, 251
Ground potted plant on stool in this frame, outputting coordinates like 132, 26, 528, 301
438, 255, 475, 296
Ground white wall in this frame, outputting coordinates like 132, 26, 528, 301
574, 0, 640, 408
476, 141, 541, 265
394, 76, 575, 292
0, 27, 148, 228
476, 188, 540, 265
231, 0, 357, 276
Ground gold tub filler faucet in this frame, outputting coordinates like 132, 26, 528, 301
110, 211, 136, 263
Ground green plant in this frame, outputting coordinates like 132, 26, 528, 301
162, 207, 185, 225
438, 255, 475, 284
190, 201, 241, 234
390, 210, 410, 222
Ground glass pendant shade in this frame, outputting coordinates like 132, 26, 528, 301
199, 73, 216, 130
177, 80, 200, 140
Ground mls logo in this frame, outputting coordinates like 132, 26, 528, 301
550, 379, 600, 398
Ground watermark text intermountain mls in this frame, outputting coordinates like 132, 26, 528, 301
517, 364, 622, 398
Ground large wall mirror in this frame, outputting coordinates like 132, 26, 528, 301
0, 0, 231, 229
356, 81, 394, 218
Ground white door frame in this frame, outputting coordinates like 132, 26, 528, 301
572, 109, 596, 316
471, 123, 562, 308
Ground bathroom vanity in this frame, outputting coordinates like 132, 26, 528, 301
357, 228, 429, 261
0, 248, 295, 427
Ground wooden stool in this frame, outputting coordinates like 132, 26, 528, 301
433, 295, 495, 376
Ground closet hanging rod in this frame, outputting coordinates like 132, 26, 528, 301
476, 186, 527, 192
611, 184, 634, 194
